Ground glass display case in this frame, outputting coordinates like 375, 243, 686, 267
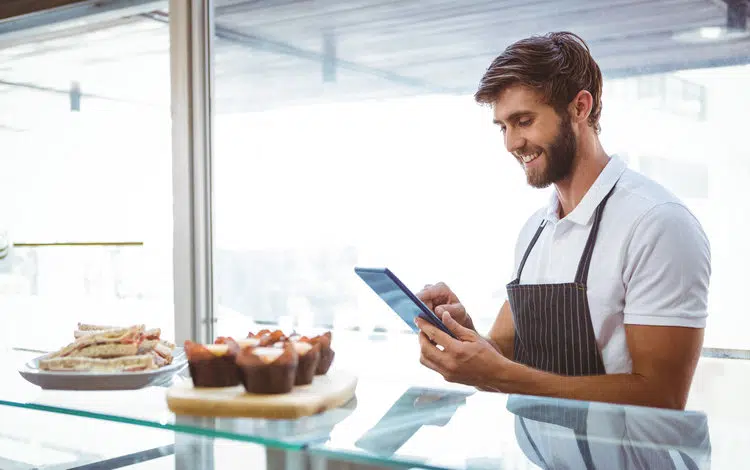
2, 345, 748, 469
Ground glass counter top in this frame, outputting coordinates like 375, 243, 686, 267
309, 388, 713, 470
1, 333, 749, 469
0, 333, 464, 452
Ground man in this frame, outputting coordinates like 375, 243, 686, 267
415, 32, 710, 410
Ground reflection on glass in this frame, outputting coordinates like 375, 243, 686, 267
354, 387, 474, 456
507, 395, 710, 470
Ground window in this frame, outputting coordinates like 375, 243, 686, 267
210, 1, 750, 351
0, 6, 173, 351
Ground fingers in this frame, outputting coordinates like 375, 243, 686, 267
419, 352, 443, 374
419, 331, 446, 366
416, 284, 439, 310
417, 282, 455, 312
417, 282, 449, 302
419, 331, 462, 383
440, 311, 477, 341
435, 302, 466, 318
416, 317, 461, 350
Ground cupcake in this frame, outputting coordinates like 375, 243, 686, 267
291, 339, 321, 386
305, 331, 334, 375
248, 329, 287, 346
184, 338, 240, 387
236, 341, 298, 394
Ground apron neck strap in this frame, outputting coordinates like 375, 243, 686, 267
574, 185, 617, 284
515, 220, 547, 280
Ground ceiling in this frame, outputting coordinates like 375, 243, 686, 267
0, 0, 748, 124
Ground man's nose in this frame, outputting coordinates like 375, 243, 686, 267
505, 128, 525, 154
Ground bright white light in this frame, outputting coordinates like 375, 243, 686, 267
673, 25, 750, 43
699, 26, 723, 39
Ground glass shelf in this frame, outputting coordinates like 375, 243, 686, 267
0, 404, 314, 470
308, 390, 713, 470
1, 337, 748, 469
0, 337, 461, 452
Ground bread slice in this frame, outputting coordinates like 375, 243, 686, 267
68, 343, 139, 358
39, 355, 155, 372
77, 323, 122, 332
74, 325, 155, 340
50, 325, 145, 359
74, 328, 116, 339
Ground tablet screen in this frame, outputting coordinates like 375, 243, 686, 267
354, 267, 456, 339
356, 269, 426, 333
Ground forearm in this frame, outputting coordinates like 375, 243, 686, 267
493, 361, 683, 410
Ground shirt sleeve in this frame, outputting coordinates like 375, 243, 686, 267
622, 203, 710, 328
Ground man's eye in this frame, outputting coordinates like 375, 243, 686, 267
500, 126, 507, 133
519, 119, 532, 127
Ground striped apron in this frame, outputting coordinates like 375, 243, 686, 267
506, 186, 615, 377
505, 186, 702, 469
508, 395, 704, 470
505, 187, 615, 469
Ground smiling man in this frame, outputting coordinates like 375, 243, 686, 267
415, 32, 711, 410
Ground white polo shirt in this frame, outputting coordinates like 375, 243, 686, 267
512, 155, 710, 374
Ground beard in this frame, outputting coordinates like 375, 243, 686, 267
520, 113, 577, 189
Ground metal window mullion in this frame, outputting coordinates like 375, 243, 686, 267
170, 0, 215, 345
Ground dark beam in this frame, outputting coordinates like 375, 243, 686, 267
0, 0, 164, 41
0, 0, 86, 21
322, 30, 336, 83
143, 12, 461, 94
0, 78, 160, 106
726, 0, 748, 30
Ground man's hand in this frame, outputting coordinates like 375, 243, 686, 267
415, 311, 507, 390
417, 282, 476, 332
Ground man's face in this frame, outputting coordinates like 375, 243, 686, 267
492, 85, 577, 189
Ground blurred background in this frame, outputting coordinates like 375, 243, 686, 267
0, 0, 747, 352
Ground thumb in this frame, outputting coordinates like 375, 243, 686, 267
442, 311, 475, 341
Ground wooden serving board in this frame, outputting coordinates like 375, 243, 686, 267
166, 371, 357, 419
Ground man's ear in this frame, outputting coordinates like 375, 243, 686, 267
569, 89, 593, 125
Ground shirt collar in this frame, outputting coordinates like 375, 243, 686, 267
544, 155, 627, 226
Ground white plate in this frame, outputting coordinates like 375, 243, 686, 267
18, 348, 188, 391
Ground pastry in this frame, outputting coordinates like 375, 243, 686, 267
291, 339, 321, 386
184, 338, 240, 387
236, 342, 298, 394
248, 329, 287, 346
310, 331, 334, 375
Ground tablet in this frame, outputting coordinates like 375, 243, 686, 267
354, 267, 458, 339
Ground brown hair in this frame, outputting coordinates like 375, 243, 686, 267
474, 31, 603, 133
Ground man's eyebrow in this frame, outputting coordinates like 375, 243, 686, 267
493, 111, 535, 125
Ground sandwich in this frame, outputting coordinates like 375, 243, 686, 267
50, 325, 144, 359
137, 339, 174, 367
77, 323, 122, 332
39, 355, 155, 372
74, 323, 150, 339
44, 322, 177, 373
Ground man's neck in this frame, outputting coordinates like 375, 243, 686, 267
554, 139, 609, 219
